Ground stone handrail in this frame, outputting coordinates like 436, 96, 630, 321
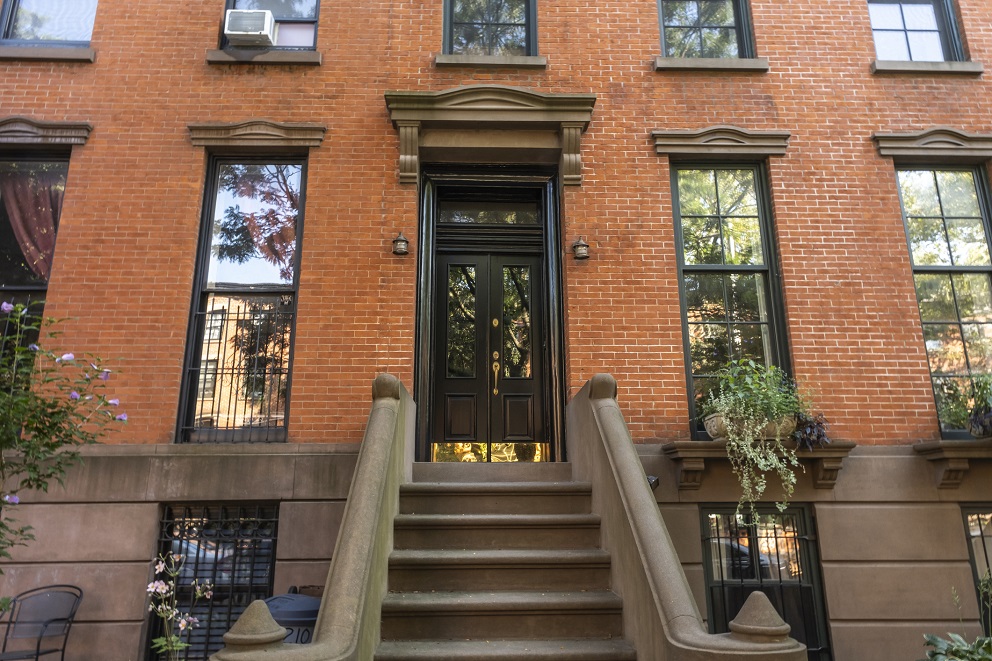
211, 373, 414, 660
566, 374, 807, 661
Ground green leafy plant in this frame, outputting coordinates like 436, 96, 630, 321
0, 301, 125, 578
147, 553, 214, 661
921, 572, 992, 660
699, 359, 807, 516
968, 375, 992, 439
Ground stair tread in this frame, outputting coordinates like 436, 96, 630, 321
394, 513, 600, 526
376, 639, 637, 660
390, 548, 610, 565
383, 590, 622, 612
403, 481, 592, 493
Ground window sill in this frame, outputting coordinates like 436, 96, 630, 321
435, 53, 547, 69
206, 49, 322, 65
661, 439, 856, 490
914, 439, 992, 488
0, 45, 94, 62
654, 56, 769, 72
870, 59, 983, 75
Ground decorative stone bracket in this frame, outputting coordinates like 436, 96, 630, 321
384, 85, 596, 185
913, 440, 992, 488
660, 440, 857, 490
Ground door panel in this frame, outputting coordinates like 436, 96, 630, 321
432, 253, 545, 461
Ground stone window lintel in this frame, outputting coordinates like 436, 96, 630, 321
0, 116, 93, 146
188, 120, 326, 148
651, 125, 791, 157
873, 127, 992, 163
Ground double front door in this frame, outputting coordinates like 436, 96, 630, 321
431, 252, 546, 462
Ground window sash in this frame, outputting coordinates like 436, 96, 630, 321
443, 0, 537, 56
868, 0, 960, 62
897, 167, 992, 436
0, 0, 97, 44
673, 164, 787, 435
659, 0, 754, 59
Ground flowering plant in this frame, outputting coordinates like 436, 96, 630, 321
0, 301, 126, 586
147, 552, 214, 660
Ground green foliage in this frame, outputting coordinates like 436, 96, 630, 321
700, 359, 807, 517
969, 375, 992, 439
920, 633, 992, 661
0, 301, 125, 570
147, 553, 213, 661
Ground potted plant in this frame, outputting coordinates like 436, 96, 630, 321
698, 359, 806, 515
969, 374, 992, 440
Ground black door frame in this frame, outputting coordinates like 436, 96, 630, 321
414, 166, 566, 461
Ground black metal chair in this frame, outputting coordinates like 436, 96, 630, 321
0, 585, 83, 661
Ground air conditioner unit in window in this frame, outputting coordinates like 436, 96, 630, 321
224, 9, 276, 47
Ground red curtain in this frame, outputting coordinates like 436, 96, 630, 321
0, 166, 64, 282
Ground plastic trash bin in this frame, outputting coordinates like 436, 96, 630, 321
264, 593, 321, 644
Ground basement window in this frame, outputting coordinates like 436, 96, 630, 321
965, 508, 992, 635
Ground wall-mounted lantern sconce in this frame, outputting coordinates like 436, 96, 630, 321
392, 232, 410, 256
571, 236, 590, 260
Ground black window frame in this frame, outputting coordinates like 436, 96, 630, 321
895, 165, 992, 438
147, 503, 278, 661
658, 0, 757, 59
963, 506, 992, 636
177, 155, 308, 444
0, 151, 70, 310
672, 162, 790, 437
701, 505, 832, 661
867, 0, 964, 63
442, 0, 538, 57
222, 0, 320, 50
0, 0, 97, 47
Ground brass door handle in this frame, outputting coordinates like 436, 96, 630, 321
492, 360, 500, 396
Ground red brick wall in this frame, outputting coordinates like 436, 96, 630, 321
3, 0, 991, 446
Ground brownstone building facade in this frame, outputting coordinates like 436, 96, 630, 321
1, 0, 992, 659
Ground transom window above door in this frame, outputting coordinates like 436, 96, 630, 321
444, 0, 537, 57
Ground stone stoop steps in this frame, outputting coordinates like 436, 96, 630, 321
374, 462, 638, 661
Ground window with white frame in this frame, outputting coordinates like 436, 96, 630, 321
0, 0, 97, 45
867, 0, 962, 62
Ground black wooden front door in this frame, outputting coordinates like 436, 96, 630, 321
431, 252, 546, 462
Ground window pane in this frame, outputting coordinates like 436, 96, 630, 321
438, 200, 539, 224
914, 273, 956, 322
901, 3, 938, 30
274, 22, 315, 47
723, 217, 763, 265
933, 376, 970, 429
663, 1, 699, 25
699, 0, 735, 26
665, 27, 701, 57
898, 170, 941, 216
8, 0, 98, 41
924, 323, 967, 374
447, 265, 477, 378
450, 0, 529, 56
701, 27, 738, 58
451, 25, 486, 54
964, 324, 992, 372
955, 274, 992, 322
937, 171, 981, 217
907, 31, 945, 61
690, 323, 730, 374
873, 30, 910, 60
233, 0, 317, 19
716, 169, 758, 216
682, 216, 723, 264
491, 24, 527, 56
502, 266, 532, 379
684, 273, 727, 321
732, 323, 770, 363
678, 170, 718, 214
907, 217, 951, 266
869, 4, 904, 29
728, 273, 766, 321
947, 218, 991, 266
0, 160, 67, 288
492, 0, 526, 23
207, 163, 302, 288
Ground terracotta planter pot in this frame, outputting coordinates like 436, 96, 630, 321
703, 413, 797, 441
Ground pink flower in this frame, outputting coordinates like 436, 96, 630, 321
0, 302, 12, 313
146, 580, 169, 595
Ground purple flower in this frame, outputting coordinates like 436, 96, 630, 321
0, 302, 12, 314
2, 494, 19, 505
27, 344, 39, 352
108, 398, 119, 406
98, 370, 111, 381
116, 413, 128, 421
69, 391, 80, 400
60, 353, 75, 362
